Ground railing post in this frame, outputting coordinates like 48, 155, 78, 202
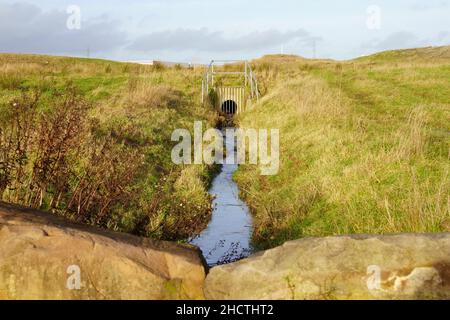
201, 59, 259, 108
250, 72, 254, 98
245, 61, 248, 87
256, 81, 259, 100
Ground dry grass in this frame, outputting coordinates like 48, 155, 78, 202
235, 46, 450, 249
127, 82, 182, 110
0, 53, 218, 241
395, 106, 428, 159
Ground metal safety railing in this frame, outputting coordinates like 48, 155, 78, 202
201, 60, 260, 105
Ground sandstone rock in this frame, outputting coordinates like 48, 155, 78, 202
0, 202, 207, 300
205, 234, 450, 300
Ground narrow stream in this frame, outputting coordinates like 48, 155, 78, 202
189, 128, 253, 267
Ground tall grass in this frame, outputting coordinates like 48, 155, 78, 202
0, 53, 217, 240
235, 48, 450, 249
0, 87, 144, 227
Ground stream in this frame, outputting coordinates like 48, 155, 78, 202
189, 128, 253, 267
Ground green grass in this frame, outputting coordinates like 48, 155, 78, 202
0, 53, 218, 240
1, 48, 449, 249
235, 46, 450, 250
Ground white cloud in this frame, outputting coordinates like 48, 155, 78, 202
361, 31, 450, 52
0, 3, 127, 55
410, 1, 449, 11
128, 28, 320, 53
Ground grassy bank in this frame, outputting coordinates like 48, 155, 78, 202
235, 46, 450, 250
0, 53, 217, 240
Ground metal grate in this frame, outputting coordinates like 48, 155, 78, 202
201, 60, 260, 115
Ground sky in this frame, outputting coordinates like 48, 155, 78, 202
0, 0, 449, 63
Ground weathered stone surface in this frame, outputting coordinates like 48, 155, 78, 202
0, 202, 207, 300
205, 234, 450, 300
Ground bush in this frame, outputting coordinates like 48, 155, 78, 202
0, 87, 145, 228
0, 53, 218, 242
152, 61, 166, 72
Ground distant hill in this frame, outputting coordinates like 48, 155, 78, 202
354, 45, 450, 63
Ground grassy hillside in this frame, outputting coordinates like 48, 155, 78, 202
1, 47, 449, 250
0, 53, 218, 240
235, 46, 450, 249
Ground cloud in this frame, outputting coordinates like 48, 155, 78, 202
128, 28, 320, 53
0, 3, 127, 55
436, 31, 450, 42
361, 31, 450, 52
365, 31, 421, 50
410, 1, 449, 11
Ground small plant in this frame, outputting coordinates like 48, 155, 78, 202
152, 61, 166, 72
0, 73, 23, 90
207, 88, 218, 108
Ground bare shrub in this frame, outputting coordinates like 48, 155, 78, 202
66, 132, 144, 226
152, 61, 166, 72
25, 87, 91, 208
0, 92, 40, 199
0, 87, 146, 229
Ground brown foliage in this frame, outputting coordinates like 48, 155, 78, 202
0, 91, 39, 198
0, 87, 144, 227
